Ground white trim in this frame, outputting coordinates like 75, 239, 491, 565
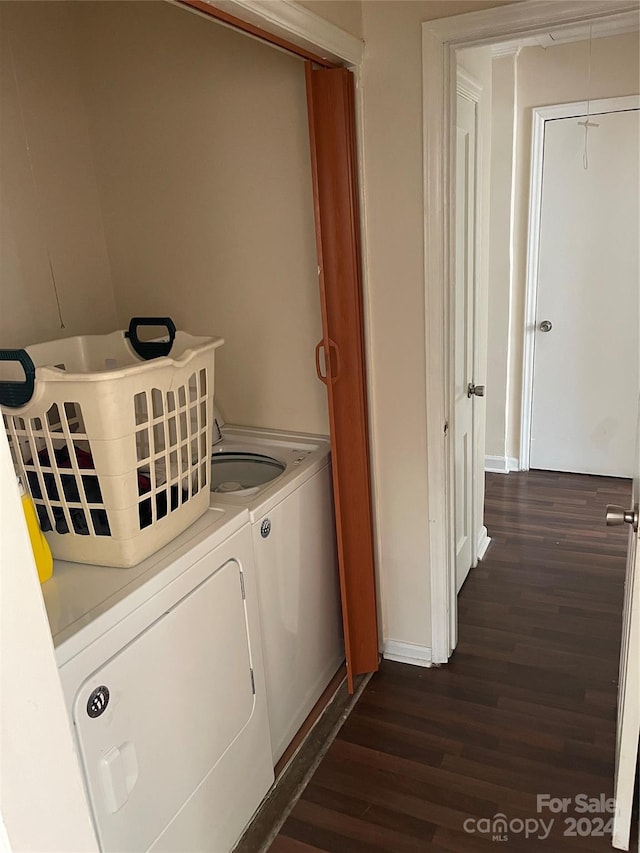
455, 68, 485, 578
383, 640, 433, 668
476, 527, 491, 561
531, 95, 640, 119
519, 107, 545, 471
485, 455, 519, 474
198, 0, 364, 65
427, 1, 640, 45
456, 67, 482, 103
491, 43, 522, 58
422, 2, 639, 665
423, 22, 454, 666
504, 49, 520, 481
490, 10, 640, 56
519, 94, 640, 470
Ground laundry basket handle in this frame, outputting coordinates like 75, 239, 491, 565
125, 317, 177, 360
0, 349, 36, 408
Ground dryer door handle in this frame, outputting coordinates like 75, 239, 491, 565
99, 742, 139, 814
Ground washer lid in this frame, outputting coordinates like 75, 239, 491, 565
211, 452, 285, 495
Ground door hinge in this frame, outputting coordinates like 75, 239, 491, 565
444, 421, 449, 436
239, 570, 246, 600
250, 668, 256, 695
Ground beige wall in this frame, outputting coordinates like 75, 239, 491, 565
358, 0, 510, 650
73, 1, 327, 434
486, 32, 640, 464
297, 0, 364, 39
0, 2, 117, 349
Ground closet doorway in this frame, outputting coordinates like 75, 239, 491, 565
178, 1, 379, 688
3, 0, 379, 690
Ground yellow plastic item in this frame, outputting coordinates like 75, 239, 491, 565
18, 477, 53, 584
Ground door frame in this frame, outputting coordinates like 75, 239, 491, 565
421, 0, 640, 663
179, 3, 382, 676
519, 94, 640, 471
454, 67, 485, 605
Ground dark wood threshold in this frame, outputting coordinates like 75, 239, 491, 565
233, 670, 372, 853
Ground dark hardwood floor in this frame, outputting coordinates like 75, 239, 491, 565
269, 470, 636, 852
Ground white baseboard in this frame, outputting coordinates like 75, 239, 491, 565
477, 526, 491, 561
383, 640, 432, 668
485, 455, 519, 474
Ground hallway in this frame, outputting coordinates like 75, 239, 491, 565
269, 470, 635, 852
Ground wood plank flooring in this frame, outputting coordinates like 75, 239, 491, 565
269, 470, 636, 852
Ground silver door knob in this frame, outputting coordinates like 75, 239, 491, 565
539, 320, 553, 332
606, 504, 639, 532
467, 383, 485, 398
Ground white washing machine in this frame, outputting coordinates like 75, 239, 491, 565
42, 501, 274, 853
209, 423, 344, 765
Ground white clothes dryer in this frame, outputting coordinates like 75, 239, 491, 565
43, 502, 273, 853
209, 424, 344, 765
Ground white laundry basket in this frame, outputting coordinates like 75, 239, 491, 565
0, 318, 223, 568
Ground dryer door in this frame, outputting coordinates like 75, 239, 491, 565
73, 556, 256, 853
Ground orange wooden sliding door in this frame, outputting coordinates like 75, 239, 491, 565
305, 63, 379, 691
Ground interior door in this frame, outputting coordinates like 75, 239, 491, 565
454, 91, 477, 593
530, 108, 640, 476
609, 403, 640, 851
305, 64, 379, 690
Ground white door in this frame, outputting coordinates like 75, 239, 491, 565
530, 108, 640, 476
611, 404, 640, 851
454, 92, 477, 593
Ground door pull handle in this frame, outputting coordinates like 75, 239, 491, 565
316, 339, 341, 385
315, 340, 328, 385
327, 339, 341, 383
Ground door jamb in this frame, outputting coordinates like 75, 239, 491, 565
519, 94, 640, 470
454, 67, 484, 610
422, 0, 640, 664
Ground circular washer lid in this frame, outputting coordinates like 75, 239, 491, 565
210, 452, 285, 494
